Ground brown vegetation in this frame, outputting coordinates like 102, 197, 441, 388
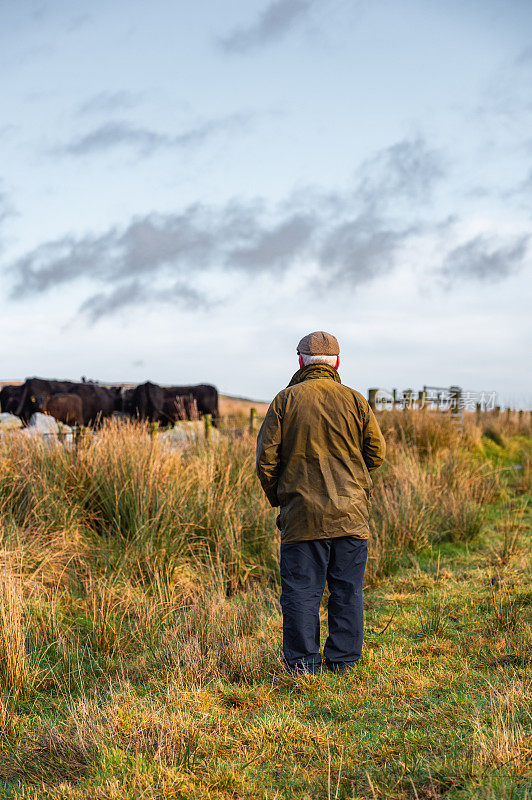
0, 410, 529, 798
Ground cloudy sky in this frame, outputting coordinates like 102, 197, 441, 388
1, 0, 531, 405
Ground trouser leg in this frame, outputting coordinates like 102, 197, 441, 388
323, 537, 368, 671
280, 539, 329, 673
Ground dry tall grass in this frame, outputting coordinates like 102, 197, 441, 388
0, 411, 529, 798
0, 412, 525, 615
0, 412, 524, 695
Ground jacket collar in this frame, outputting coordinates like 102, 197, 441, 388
287, 363, 341, 388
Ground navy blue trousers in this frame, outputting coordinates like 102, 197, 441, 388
280, 537, 368, 673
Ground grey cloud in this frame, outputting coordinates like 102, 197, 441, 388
475, 45, 532, 123
7, 202, 418, 322
356, 137, 446, 209
500, 167, 532, 200
79, 280, 209, 323
53, 121, 165, 157
516, 44, 532, 66
10, 204, 315, 300
218, 0, 314, 54
77, 91, 142, 116
117, 209, 227, 278
319, 215, 416, 286
7, 136, 483, 322
51, 113, 250, 157
31, 3, 49, 23
228, 213, 316, 272
1, 42, 54, 70
439, 234, 529, 285
12, 230, 119, 296
67, 13, 91, 32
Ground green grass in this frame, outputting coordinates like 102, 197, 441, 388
0, 414, 530, 799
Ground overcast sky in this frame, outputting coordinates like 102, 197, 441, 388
1, 0, 531, 405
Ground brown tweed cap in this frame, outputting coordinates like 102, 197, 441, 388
297, 331, 339, 356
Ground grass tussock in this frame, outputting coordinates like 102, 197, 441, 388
0, 569, 44, 699
0, 412, 529, 798
0, 729, 94, 786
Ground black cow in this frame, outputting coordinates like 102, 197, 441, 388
15, 378, 121, 425
120, 386, 138, 416
15, 378, 76, 421
166, 384, 219, 422
129, 382, 218, 423
129, 381, 166, 422
0, 384, 24, 415
69, 384, 121, 425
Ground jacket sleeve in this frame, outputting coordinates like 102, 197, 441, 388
362, 404, 386, 471
256, 396, 283, 507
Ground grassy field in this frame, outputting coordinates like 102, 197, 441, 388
0, 411, 530, 799
218, 394, 270, 419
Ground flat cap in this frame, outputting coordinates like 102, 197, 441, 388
297, 331, 339, 356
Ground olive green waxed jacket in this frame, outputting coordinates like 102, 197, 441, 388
256, 364, 386, 543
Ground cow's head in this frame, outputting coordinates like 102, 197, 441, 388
29, 393, 47, 414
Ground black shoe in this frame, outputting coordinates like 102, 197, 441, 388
323, 660, 357, 673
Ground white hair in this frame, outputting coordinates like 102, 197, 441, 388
300, 353, 338, 367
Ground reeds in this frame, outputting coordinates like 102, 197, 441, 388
0, 414, 514, 595
0, 414, 525, 702
0, 568, 43, 698
0, 411, 527, 799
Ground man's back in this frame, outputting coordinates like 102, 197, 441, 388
256, 363, 386, 543
255, 331, 386, 674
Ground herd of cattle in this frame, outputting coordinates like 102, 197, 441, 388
0, 378, 219, 427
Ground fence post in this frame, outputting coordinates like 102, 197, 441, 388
150, 421, 158, 439
204, 413, 212, 442
476, 402, 481, 421
506, 407, 511, 421
518, 409, 524, 427
450, 386, 463, 425
249, 407, 257, 434
392, 389, 397, 410
368, 389, 378, 411
450, 386, 461, 410
494, 406, 501, 418
418, 390, 426, 410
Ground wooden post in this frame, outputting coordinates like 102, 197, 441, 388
418, 390, 426, 410
150, 421, 158, 439
506, 407, 511, 421
475, 402, 481, 421
450, 386, 462, 425
392, 388, 397, 410
518, 409, 524, 427
494, 406, 501, 418
450, 385, 461, 412
204, 413, 212, 442
249, 407, 257, 434
368, 389, 378, 411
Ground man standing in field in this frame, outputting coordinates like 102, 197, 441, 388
256, 331, 386, 674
